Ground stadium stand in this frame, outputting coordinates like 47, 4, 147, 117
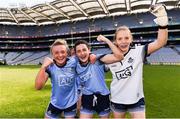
0, 8, 179, 65
147, 47, 180, 65
5, 51, 50, 65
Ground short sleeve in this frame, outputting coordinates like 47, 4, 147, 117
45, 65, 51, 78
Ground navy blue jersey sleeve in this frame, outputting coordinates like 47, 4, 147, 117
96, 54, 106, 60
104, 65, 110, 72
144, 44, 148, 58
144, 44, 151, 57
97, 54, 106, 64
143, 44, 150, 62
45, 65, 51, 78
98, 52, 113, 64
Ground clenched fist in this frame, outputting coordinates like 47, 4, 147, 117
41, 57, 53, 69
97, 35, 109, 42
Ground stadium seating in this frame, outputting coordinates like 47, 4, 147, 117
0, 9, 179, 37
147, 47, 180, 65
0, 9, 179, 65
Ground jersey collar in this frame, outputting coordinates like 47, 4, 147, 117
124, 47, 132, 57
54, 58, 69, 68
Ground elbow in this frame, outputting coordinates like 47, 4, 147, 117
120, 55, 124, 61
35, 82, 43, 90
35, 85, 42, 90
116, 54, 124, 61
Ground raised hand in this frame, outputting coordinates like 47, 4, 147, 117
150, 4, 168, 27
41, 57, 53, 69
97, 34, 109, 42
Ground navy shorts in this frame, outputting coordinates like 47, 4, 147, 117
81, 94, 110, 116
45, 103, 77, 118
111, 98, 145, 113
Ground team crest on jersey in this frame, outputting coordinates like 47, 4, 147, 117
115, 66, 133, 80
128, 57, 134, 63
79, 73, 91, 82
66, 67, 74, 72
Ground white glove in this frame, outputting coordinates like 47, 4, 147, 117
150, 4, 168, 27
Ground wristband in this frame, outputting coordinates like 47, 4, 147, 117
158, 25, 168, 29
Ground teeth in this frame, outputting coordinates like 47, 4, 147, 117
59, 58, 64, 60
120, 45, 128, 48
82, 56, 86, 59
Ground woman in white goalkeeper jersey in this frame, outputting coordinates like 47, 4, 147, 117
107, 4, 168, 118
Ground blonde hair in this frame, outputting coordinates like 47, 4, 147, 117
50, 39, 69, 53
114, 25, 133, 41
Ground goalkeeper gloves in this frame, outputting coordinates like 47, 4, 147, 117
150, 4, 168, 27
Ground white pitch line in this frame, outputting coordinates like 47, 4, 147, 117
105, 78, 112, 81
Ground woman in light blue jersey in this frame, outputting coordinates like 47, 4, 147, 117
35, 39, 79, 119
74, 35, 123, 119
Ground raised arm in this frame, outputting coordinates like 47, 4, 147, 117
35, 57, 53, 90
97, 35, 124, 64
148, 4, 168, 55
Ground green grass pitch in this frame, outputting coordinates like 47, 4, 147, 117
0, 65, 180, 118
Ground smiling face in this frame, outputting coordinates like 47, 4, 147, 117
75, 43, 90, 65
51, 45, 68, 66
50, 39, 69, 66
114, 26, 133, 54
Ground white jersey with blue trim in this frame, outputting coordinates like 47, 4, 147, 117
46, 57, 78, 109
76, 60, 110, 95
107, 45, 147, 104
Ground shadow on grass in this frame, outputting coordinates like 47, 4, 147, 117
43, 84, 51, 90
33, 84, 51, 91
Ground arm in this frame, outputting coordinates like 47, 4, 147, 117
148, 4, 168, 55
148, 28, 168, 55
97, 35, 124, 64
35, 57, 53, 90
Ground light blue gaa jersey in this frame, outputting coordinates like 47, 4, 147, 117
46, 57, 78, 109
76, 60, 110, 95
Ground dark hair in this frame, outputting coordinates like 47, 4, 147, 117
74, 40, 90, 52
